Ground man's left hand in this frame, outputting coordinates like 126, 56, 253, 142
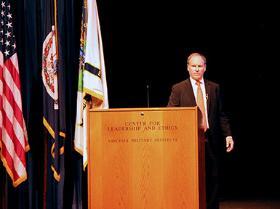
226, 136, 234, 152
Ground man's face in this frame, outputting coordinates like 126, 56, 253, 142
187, 55, 206, 81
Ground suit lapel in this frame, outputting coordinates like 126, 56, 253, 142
185, 79, 196, 106
205, 80, 211, 113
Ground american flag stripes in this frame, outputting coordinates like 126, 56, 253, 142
0, 0, 29, 187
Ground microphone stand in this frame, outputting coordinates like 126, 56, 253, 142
146, 83, 150, 107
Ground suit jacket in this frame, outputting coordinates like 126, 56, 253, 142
167, 78, 232, 153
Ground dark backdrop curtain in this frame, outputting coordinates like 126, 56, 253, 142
0, 0, 85, 209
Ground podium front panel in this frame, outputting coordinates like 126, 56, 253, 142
88, 107, 204, 209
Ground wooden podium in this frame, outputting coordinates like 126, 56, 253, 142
88, 107, 206, 209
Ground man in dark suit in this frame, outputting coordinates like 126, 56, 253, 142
167, 52, 234, 209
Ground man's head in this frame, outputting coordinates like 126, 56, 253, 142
187, 52, 207, 81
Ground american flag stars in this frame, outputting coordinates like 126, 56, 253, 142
0, 1, 16, 60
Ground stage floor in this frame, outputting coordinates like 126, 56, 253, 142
220, 200, 280, 209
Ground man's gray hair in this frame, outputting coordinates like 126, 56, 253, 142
187, 52, 207, 65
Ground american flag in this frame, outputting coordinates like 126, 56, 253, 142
0, 0, 29, 187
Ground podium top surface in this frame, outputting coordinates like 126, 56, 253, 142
89, 107, 198, 112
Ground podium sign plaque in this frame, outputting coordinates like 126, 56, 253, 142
88, 107, 205, 209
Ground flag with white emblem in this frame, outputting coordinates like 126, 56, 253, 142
74, 0, 109, 169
